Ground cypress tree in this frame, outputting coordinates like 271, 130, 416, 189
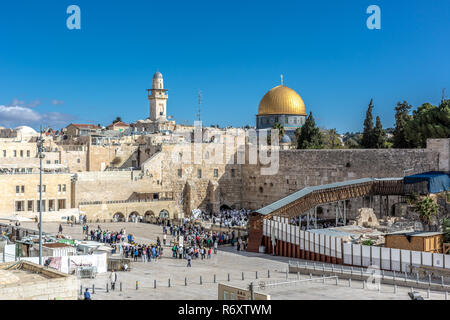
373, 116, 385, 148
393, 101, 412, 148
361, 99, 375, 148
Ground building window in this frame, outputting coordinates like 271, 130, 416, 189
55, 160, 59, 164
214, 169, 218, 178
62, 184, 66, 192
285, 117, 288, 124
58, 199, 66, 210
21, 185, 24, 193
27, 150, 30, 157
37, 185, 46, 193
49, 200, 55, 211
177, 169, 182, 178
27, 200, 33, 211
15, 201, 24, 212
58, 184, 61, 192
231, 169, 236, 178
77, 158, 80, 163
20, 150, 23, 157
16, 186, 20, 194
197, 169, 202, 178
36, 200, 46, 212
46, 160, 50, 164
13, 150, 17, 157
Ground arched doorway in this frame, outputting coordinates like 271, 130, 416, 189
128, 211, 139, 222
159, 209, 169, 219
220, 204, 231, 211
144, 210, 155, 223
113, 212, 125, 222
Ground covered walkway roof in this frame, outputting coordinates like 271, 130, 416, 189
254, 177, 404, 219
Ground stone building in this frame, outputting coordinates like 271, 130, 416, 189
0, 173, 72, 217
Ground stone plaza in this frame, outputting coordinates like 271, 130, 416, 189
18, 222, 448, 300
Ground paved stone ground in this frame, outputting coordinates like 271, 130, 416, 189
19, 222, 447, 300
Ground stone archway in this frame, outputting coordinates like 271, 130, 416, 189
220, 204, 231, 211
159, 209, 169, 219
144, 210, 155, 223
128, 211, 139, 222
113, 212, 125, 222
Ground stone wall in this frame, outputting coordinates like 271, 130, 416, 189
87, 143, 138, 171
240, 148, 439, 210
0, 261, 78, 300
427, 138, 449, 172
73, 141, 442, 220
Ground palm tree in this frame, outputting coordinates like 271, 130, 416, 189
415, 196, 438, 231
272, 122, 285, 141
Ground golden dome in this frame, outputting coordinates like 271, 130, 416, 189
258, 85, 306, 116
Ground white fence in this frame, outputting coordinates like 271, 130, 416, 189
5, 252, 108, 274
263, 218, 450, 272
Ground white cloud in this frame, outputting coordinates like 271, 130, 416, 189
0, 105, 75, 129
51, 99, 65, 106
0, 105, 41, 122
8, 97, 41, 108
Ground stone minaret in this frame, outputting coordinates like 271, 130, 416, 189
148, 71, 168, 121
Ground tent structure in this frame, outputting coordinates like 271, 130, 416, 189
403, 171, 450, 194
0, 215, 34, 222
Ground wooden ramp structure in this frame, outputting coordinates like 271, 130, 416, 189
247, 177, 404, 253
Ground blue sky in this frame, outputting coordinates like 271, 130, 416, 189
0, 0, 449, 132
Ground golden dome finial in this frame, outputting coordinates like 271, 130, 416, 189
280, 74, 283, 85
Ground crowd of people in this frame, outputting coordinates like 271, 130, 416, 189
81, 218, 248, 268
190, 208, 250, 228
165, 221, 247, 266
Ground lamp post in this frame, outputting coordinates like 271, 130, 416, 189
37, 128, 45, 265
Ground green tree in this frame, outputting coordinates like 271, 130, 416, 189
373, 116, 386, 148
415, 196, 438, 230
404, 100, 450, 148
272, 122, 285, 141
442, 217, 450, 243
323, 128, 341, 149
393, 101, 412, 148
295, 112, 323, 149
113, 116, 122, 124
361, 99, 375, 148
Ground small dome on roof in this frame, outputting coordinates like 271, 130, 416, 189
280, 134, 292, 144
14, 126, 38, 135
153, 71, 163, 79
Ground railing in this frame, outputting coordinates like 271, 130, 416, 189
79, 197, 174, 206
0, 170, 69, 175
288, 260, 450, 287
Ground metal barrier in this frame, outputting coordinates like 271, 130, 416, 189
76, 266, 97, 279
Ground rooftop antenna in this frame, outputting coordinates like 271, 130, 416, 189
442, 88, 447, 103
197, 90, 202, 122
